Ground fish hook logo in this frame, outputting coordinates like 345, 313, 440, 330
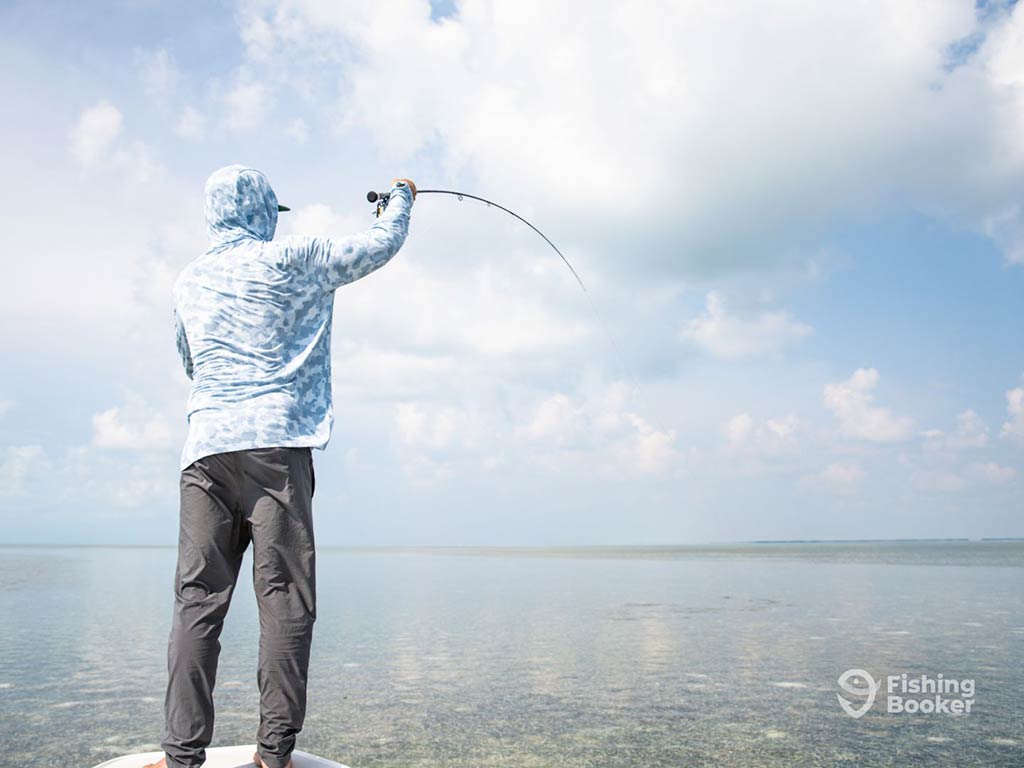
837, 668, 879, 719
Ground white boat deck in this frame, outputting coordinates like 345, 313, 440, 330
92, 744, 349, 768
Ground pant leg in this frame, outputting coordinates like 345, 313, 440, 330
240, 447, 317, 768
162, 453, 250, 768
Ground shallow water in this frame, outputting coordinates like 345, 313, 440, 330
0, 541, 1022, 767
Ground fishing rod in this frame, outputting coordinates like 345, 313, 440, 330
366, 188, 586, 292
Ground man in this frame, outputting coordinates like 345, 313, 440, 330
147, 165, 416, 768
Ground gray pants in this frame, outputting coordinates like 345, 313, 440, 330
161, 447, 317, 768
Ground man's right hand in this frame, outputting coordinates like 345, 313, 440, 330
392, 178, 417, 198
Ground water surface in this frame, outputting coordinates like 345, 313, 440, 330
1, 541, 1021, 767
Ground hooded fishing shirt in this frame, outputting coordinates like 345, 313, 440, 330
173, 165, 413, 470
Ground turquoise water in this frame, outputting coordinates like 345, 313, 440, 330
0, 541, 1022, 767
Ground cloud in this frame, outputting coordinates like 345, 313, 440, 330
332, 254, 589, 358
384, 381, 679, 481
7, 0, 1024, 542
223, 77, 271, 132
966, 461, 1015, 486
913, 461, 1015, 493
0, 445, 51, 496
286, 117, 309, 142
518, 393, 575, 443
1001, 385, 1024, 441
723, 413, 754, 445
332, 343, 460, 400
681, 292, 812, 359
236, 1, 1024, 270
69, 100, 123, 166
281, 197, 589, 366
621, 413, 678, 474
92, 403, 173, 451
176, 106, 207, 140
722, 412, 802, 453
285, 203, 364, 237
913, 469, 969, 493
824, 368, 914, 442
517, 384, 678, 474
68, 99, 162, 182
393, 402, 475, 450
0, 400, 14, 418
138, 48, 179, 100
800, 461, 865, 494
922, 409, 989, 451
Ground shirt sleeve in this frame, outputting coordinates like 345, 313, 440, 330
294, 181, 415, 292
174, 308, 194, 380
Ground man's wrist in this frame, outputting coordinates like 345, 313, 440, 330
390, 178, 417, 198
390, 180, 415, 201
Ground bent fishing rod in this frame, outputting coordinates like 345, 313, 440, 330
367, 187, 586, 292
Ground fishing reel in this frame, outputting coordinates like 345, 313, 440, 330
366, 190, 391, 218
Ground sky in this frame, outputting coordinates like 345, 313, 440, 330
0, 0, 1022, 546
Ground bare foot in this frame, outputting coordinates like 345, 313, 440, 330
253, 751, 294, 768
141, 759, 166, 768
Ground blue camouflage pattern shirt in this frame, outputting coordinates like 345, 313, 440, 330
173, 165, 413, 470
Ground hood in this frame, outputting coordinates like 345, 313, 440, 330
204, 165, 281, 246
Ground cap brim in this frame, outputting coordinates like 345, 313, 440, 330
278, 204, 291, 212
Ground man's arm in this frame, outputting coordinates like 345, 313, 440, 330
174, 308, 194, 380
300, 179, 415, 292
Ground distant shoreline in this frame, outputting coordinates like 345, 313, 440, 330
3, 539, 1022, 568
2, 537, 1023, 549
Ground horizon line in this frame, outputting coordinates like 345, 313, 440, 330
2, 537, 1023, 549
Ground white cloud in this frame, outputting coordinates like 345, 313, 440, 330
723, 413, 754, 445
621, 413, 677, 474
285, 203, 363, 237
517, 384, 678, 474
0, 445, 50, 496
138, 48, 179, 100
922, 409, 989, 451
70, 101, 123, 166
0, 435, 176, 511
824, 368, 914, 442
912, 461, 1015, 493
67, 100, 162, 182
239, 11, 277, 60
1001, 386, 1024, 441
518, 393, 575, 443
387, 383, 678, 479
333, 254, 588, 358
765, 415, 801, 441
966, 461, 1015, 486
92, 404, 173, 451
224, 78, 271, 132
332, 343, 460, 400
286, 117, 309, 142
237, 1, 1024, 268
681, 292, 811, 360
800, 461, 865, 494
176, 106, 207, 140
0, 400, 14, 418
9, 0, 1024, 541
722, 412, 803, 453
393, 402, 475, 450
55, 445, 175, 510
913, 469, 969, 493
